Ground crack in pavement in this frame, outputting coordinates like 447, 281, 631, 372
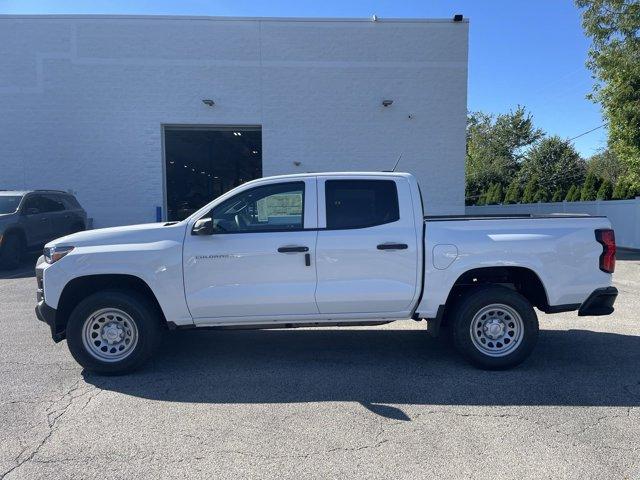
0, 379, 102, 480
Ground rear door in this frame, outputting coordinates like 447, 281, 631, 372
40, 194, 69, 239
315, 176, 420, 315
20, 195, 52, 247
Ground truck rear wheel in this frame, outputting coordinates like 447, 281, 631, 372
451, 286, 538, 370
66, 290, 161, 374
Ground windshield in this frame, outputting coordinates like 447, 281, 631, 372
0, 196, 22, 214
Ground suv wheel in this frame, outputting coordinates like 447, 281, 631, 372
0, 233, 23, 270
66, 290, 162, 374
451, 286, 539, 370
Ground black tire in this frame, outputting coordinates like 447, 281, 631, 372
0, 232, 23, 270
451, 286, 538, 370
66, 290, 162, 374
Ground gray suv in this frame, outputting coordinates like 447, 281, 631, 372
0, 190, 87, 269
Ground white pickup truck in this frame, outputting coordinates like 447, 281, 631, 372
35, 172, 618, 373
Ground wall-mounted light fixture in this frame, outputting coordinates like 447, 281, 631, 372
202, 99, 215, 107
382, 99, 393, 107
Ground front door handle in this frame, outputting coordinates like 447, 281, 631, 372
277, 246, 309, 253
377, 243, 408, 250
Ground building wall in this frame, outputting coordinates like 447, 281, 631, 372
0, 15, 468, 227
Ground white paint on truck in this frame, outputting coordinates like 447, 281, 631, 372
35, 172, 618, 372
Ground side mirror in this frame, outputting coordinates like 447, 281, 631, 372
25, 207, 40, 216
192, 217, 214, 236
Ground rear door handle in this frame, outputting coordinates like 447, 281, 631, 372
377, 243, 408, 250
277, 246, 309, 253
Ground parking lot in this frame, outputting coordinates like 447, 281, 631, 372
1, 252, 639, 479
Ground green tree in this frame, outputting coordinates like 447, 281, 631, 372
576, 0, 640, 192
492, 183, 503, 204
519, 136, 586, 196
587, 149, 627, 185
521, 175, 538, 204
534, 186, 549, 203
565, 185, 578, 201
504, 178, 521, 204
612, 180, 628, 199
597, 179, 613, 199
466, 106, 544, 205
581, 172, 600, 201
551, 188, 564, 202
476, 189, 487, 206
571, 185, 583, 201
483, 183, 500, 205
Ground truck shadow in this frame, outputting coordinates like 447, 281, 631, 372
84, 327, 640, 415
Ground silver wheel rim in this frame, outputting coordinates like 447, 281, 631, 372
469, 303, 524, 357
82, 308, 139, 362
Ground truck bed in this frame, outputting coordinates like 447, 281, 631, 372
424, 213, 599, 222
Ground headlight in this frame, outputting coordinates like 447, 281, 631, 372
44, 246, 75, 264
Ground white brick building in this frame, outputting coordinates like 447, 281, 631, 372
0, 15, 468, 227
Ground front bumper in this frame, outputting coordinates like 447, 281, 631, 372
578, 286, 618, 316
35, 300, 65, 342
35, 258, 65, 342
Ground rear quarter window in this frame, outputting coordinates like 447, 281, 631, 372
62, 195, 82, 209
325, 180, 400, 229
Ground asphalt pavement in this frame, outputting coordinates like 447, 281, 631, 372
1, 252, 639, 479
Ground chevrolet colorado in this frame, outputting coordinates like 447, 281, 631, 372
35, 172, 618, 373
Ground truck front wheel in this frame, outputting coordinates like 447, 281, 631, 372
66, 291, 161, 374
451, 286, 539, 370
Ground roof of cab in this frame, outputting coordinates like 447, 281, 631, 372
242, 171, 414, 184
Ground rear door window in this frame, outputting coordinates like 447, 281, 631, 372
325, 180, 400, 229
39, 195, 66, 213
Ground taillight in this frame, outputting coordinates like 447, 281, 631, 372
595, 229, 616, 273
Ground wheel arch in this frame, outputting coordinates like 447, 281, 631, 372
56, 274, 168, 334
441, 266, 550, 324
2, 226, 26, 246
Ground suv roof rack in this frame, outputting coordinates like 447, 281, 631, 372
32, 189, 69, 194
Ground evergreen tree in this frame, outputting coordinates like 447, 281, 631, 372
492, 183, 503, 204
486, 183, 500, 205
477, 189, 487, 206
612, 181, 628, 200
504, 178, 521, 204
580, 172, 599, 201
565, 185, 577, 202
570, 185, 582, 201
534, 187, 549, 203
596, 180, 613, 200
551, 188, 564, 202
521, 176, 538, 203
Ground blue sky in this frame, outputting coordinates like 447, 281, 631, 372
1, 0, 607, 157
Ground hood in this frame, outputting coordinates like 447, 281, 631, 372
46, 222, 187, 248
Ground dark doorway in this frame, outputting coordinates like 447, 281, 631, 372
164, 127, 262, 221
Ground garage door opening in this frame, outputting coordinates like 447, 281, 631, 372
164, 126, 262, 221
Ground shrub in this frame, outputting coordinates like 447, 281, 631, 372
596, 180, 613, 200
580, 172, 599, 201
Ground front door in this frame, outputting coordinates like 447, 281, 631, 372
183, 178, 318, 321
